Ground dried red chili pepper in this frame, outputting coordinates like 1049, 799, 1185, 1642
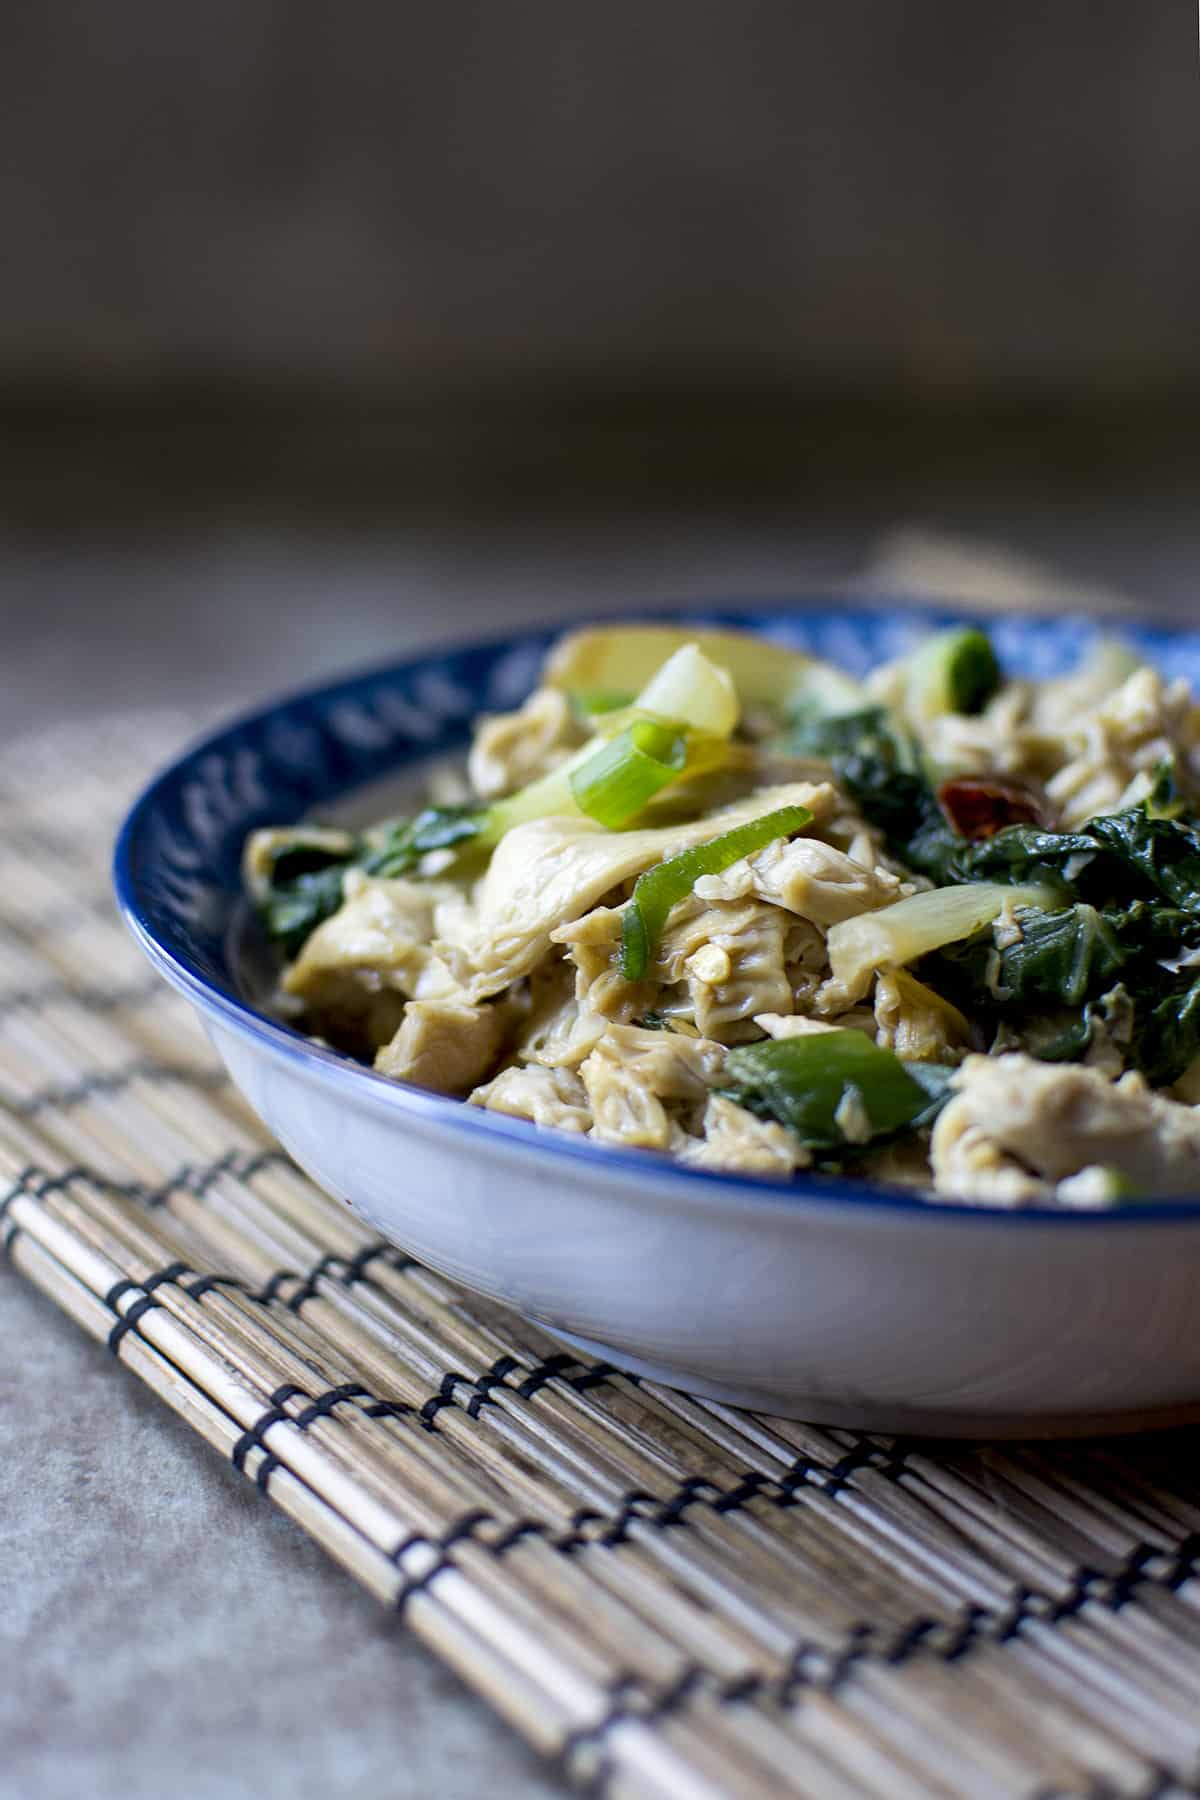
937, 776, 1050, 841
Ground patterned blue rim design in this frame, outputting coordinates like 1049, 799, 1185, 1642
113, 600, 1200, 1226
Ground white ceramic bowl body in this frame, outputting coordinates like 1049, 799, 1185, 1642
115, 606, 1200, 1436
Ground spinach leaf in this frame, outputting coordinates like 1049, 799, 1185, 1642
783, 704, 900, 760
923, 897, 1200, 1083
1131, 974, 1200, 1088
950, 803, 1200, 917
1006, 1008, 1096, 1064
255, 835, 359, 960
262, 863, 355, 960
926, 901, 1197, 1014
836, 749, 965, 885
989, 904, 1127, 1007
361, 806, 485, 878
1086, 811, 1200, 917
949, 827, 1097, 889
258, 805, 483, 959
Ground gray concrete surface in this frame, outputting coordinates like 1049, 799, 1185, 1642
3, 4, 1197, 385
1, 507, 1196, 1800
0, 1277, 562, 1800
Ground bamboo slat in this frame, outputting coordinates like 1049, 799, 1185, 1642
4, 709, 1200, 1799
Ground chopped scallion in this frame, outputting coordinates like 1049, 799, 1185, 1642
620, 802, 812, 981
720, 1030, 953, 1151
569, 720, 688, 828
571, 687, 635, 718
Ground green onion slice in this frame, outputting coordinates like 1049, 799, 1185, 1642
569, 720, 689, 829
905, 626, 1001, 721
571, 687, 636, 718
620, 802, 812, 981
720, 1030, 952, 1151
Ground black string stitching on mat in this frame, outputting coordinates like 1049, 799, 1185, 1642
77, 1238, 928, 1544
0, 1165, 80, 1253
182, 1272, 251, 1301
34, 1207, 1200, 1637
3, 897, 129, 946
0, 1151, 291, 1222
283, 1244, 417, 1311
418, 1372, 474, 1428
14, 1059, 230, 1117
392, 1511, 496, 1614
92, 1261, 1200, 1657
557, 1664, 710, 1792
361, 1398, 415, 1424
0, 973, 162, 1022
10, 819, 114, 870
0, 1164, 37, 1228
83, 1256, 1200, 1715
291, 1385, 373, 1430
230, 1384, 308, 1491
103, 1279, 163, 1353
515, 1352, 582, 1398
21, 1145, 1200, 1727
141, 1149, 285, 1208
229, 1385, 413, 1492
67, 1237, 420, 1327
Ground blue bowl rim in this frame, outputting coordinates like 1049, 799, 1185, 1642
113, 597, 1200, 1230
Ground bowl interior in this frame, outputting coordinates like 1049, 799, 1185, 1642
114, 600, 1200, 1222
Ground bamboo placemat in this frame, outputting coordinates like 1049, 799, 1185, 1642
6, 707, 1200, 1800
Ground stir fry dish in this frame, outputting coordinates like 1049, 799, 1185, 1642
244, 622, 1200, 1206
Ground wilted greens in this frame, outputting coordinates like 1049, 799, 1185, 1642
256, 808, 482, 957
246, 615, 1200, 1206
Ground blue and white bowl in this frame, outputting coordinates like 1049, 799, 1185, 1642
115, 604, 1200, 1437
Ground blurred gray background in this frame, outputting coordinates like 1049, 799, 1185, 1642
4, 2, 1197, 384
1, 10, 1198, 1800
1, 0, 1197, 527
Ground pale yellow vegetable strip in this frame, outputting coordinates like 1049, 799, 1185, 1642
825, 882, 1062, 1004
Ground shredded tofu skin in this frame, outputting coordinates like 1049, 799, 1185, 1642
245, 621, 1200, 1206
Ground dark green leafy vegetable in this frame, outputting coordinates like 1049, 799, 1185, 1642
774, 640, 1200, 1093
783, 703, 902, 760
1005, 1008, 1095, 1063
1132, 975, 1200, 1088
1145, 755, 1189, 821
635, 1011, 675, 1031
264, 839, 352, 887
362, 806, 485, 878
949, 827, 1095, 888
261, 862, 354, 959
930, 903, 1127, 1009
782, 700, 962, 880
839, 752, 965, 884
778, 682, 971, 881
1008, 905, 1128, 1006
922, 897, 1200, 1084
257, 806, 483, 957
1085, 811, 1200, 916
620, 803, 813, 982
954, 806, 1200, 915
719, 1031, 954, 1152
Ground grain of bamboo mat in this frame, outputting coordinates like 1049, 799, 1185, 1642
6, 706, 1200, 1800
